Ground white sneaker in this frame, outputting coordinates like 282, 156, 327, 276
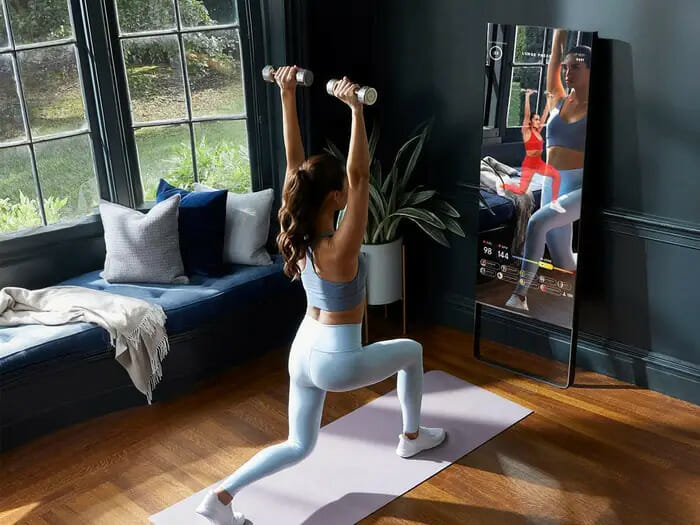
550, 200, 566, 213
506, 294, 529, 311
195, 490, 245, 525
396, 426, 446, 458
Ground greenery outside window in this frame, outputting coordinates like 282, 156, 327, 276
0, 0, 102, 235
112, 0, 252, 201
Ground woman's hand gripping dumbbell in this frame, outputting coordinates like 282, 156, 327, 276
326, 77, 378, 106
262, 65, 314, 88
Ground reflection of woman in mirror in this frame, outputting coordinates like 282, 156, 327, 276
506, 29, 591, 312
499, 89, 566, 213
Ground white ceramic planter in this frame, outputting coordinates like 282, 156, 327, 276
361, 237, 403, 306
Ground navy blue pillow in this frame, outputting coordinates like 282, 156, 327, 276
156, 179, 228, 276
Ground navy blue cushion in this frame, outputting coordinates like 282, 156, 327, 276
479, 190, 514, 231
156, 179, 228, 276
0, 255, 300, 376
479, 185, 543, 232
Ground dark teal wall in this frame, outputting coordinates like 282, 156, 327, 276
304, 0, 700, 403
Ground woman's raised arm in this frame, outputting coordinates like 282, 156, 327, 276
547, 30, 567, 105
329, 78, 370, 259
276, 66, 306, 178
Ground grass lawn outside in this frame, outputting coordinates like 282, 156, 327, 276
1, 59, 251, 235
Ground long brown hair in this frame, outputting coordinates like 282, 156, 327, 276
277, 154, 346, 280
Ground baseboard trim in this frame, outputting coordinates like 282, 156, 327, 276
437, 292, 700, 405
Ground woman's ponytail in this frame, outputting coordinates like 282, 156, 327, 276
276, 155, 346, 280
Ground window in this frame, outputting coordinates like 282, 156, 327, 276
0, 0, 101, 235
112, 0, 251, 201
1, 0, 264, 240
506, 26, 548, 128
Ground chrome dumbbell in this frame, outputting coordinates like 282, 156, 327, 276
326, 79, 378, 106
262, 65, 314, 87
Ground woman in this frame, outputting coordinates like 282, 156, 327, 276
195, 67, 446, 525
506, 29, 591, 312
500, 89, 566, 214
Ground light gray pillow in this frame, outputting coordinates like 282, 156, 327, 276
99, 194, 189, 284
194, 183, 273, 266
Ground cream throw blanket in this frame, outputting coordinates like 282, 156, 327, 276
0, 286, 169, 405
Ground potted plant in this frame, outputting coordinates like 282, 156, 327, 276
325, 118, 465, 305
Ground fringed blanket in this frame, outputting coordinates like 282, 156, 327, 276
480, 156, 535, 254
0, 286, 169, 404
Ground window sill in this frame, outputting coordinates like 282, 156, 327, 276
0, 214, 104, 260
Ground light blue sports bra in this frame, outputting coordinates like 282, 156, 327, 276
300, 231, 368, 312
546, 98, 587, 152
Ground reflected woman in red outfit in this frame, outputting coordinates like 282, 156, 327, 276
498, 89, 566, 214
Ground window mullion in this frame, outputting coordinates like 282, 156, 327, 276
3, 0, 48, 225
69, 0, 113, 203
13, 37, 75, 52
100, 0, 141, 206
171, 0, 198, 183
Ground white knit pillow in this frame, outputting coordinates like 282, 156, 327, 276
193, 184, 273, 266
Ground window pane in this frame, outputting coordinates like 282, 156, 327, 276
18, 45, 87, 138
135, 124, 192, 200
7, 0, 73, 46
507, 66, 542, 127
35, 134, 99, 224
193, 120, 250, 194
0, 7, 8, 49
115, 0, 176, 34
0, 145, 41, 234
0, 55, 25, 144
180, 0, 238, 28
184, 29, 244, 117
514, 26, 546, 64
123, 36, 186, 123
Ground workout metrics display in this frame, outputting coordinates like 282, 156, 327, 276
476, 23, 596, 329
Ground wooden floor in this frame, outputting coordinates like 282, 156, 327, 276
2, 311, 699, 525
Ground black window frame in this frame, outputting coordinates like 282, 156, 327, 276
104, 0, 265, 207
0, 0, 276, 251
0, 0, 111, 230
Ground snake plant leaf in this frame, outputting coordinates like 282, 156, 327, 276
383, 135, 420, 194
386, 215, 402, 241
395, 216, 450, 247
419, 222, 450, 247
367, 189, 382, 234
324, 140, 346, 165
368, 119, 380, 164
371, 159, 382, 187
399, 123, 430, 191
393, 207, 445, 229
443, 216, 466, 237
371, 207, 445, 243
430, 198, 460, 218
388, 167, 400, 216
368, 183, 387, 220
408, 116, 435, 142
402, 189, 437, 207
336, 205, 347, 230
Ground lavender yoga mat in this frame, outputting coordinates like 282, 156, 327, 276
150, 370, 532, 525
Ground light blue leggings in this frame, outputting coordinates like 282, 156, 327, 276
217, 314, 423, 495
515, 168, 583, 296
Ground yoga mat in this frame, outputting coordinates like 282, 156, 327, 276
150, 370, 532, 525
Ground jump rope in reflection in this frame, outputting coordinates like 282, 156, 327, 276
511, 255, 575, 275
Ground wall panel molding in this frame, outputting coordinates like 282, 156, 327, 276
437, 291, 700, 405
